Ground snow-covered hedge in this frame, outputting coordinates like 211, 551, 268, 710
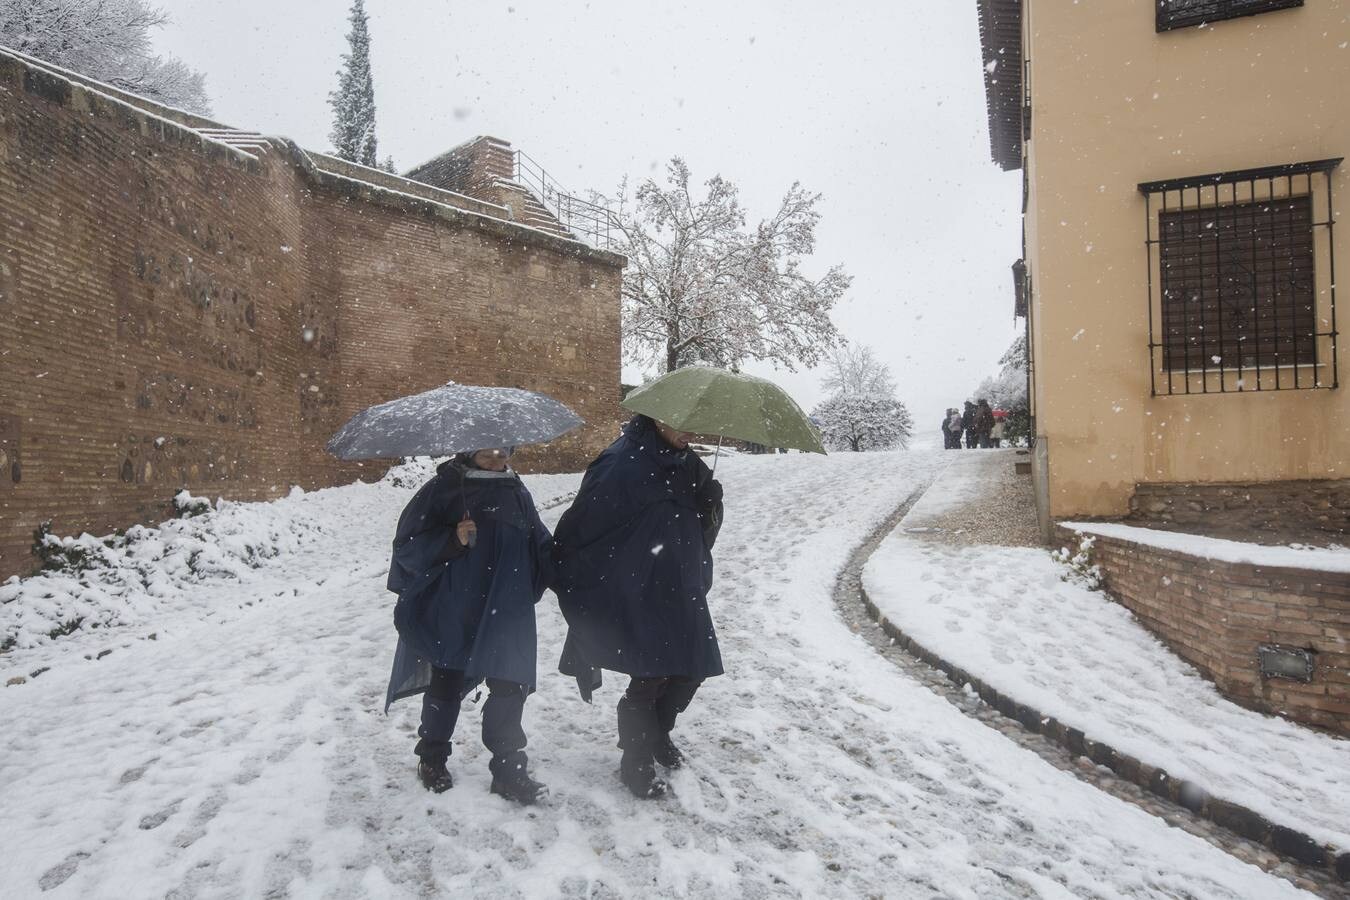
0, 486, 333, 652
0, 460, 578, 655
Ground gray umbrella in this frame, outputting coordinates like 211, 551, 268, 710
325, 382, 584, 460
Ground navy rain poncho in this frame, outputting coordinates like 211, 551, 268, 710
553, 416, 724, 699
384, 459, 552, 711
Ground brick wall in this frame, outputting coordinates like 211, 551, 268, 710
1129, 480, 1350, 546
0, 53, 624, 580
1056, 525, 1350, 735
406, 136, 515, 203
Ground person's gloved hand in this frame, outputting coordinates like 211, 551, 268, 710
697, 478, 723, 549
697, 478, 723, 513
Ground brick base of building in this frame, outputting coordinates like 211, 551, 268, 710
1054, 524, 1350, 736
1128, 480, 1350, 547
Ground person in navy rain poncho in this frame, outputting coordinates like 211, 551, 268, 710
552, 415, 724, 798
384, 447, 552, 804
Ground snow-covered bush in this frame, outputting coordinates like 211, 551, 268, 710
812, 393, 912, 452
0, 489, 331, 651
1051, 534, 1103, 590
382, 456, 441, 489
174, 489, 212, 519
811, 343, 914, 452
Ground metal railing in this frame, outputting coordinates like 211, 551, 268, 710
511, 150, 621, 251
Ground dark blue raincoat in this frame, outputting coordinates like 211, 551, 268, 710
384, 460, 552, 711
553, 416, 724, 699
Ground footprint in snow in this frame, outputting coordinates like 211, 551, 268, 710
139, 798, 183, 830
37, 851, 91, 891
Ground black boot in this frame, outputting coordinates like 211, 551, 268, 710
653, 733, 684, 769
621, 755, 668, 798
653, 678, 700, 770
489, 752, 549, 805
418, 759, 454, 793
481, 681, 545, 804
415, 684, 461, 793
617, 695, 667, 798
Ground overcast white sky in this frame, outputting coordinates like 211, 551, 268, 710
155, 0, 1022, 434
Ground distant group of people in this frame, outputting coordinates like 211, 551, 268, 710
942, 399, 1006, 449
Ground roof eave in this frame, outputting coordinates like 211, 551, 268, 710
976, 0, 1025, 172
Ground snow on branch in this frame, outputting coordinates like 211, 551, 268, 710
609, 157, 848, 373
0, 0, 211, 112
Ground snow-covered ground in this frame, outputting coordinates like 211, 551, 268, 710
0, 451, 1316, 897
866, 485, 1350, 853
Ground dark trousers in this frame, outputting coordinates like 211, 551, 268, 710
416, 667, 528, 772
964, 430, 977, 449
616, 676, 702, 758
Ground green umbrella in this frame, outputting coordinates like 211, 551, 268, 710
621, 367, 826, 458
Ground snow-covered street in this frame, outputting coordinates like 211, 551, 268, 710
0, 452, 1316, 897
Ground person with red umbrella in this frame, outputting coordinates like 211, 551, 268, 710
990, 408, 1009, 448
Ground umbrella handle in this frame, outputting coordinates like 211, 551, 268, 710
712, 435, 723, 477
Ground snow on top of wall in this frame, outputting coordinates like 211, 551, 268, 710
1061, 521, 1350, 574
4, 47, 607, 257
1, 45, 257, 166
306, 150, 510, 216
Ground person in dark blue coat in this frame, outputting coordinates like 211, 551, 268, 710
552, 415, 724, 798
384, 448, 553, 804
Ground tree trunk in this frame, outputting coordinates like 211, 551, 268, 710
666, 340, 679, 373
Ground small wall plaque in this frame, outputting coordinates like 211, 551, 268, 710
1257, 644, 1315, 683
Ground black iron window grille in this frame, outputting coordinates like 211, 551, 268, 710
1156, 0, 1303, 32
1138, 159, 1341, 396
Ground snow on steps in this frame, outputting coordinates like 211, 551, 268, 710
194, 128, 272, 157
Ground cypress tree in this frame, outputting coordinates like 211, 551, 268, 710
328, 0, 378, 166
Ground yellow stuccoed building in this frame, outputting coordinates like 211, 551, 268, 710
978, 0, 1349, 539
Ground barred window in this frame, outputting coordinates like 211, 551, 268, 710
1156, 0, 1303, 32
1138, 159, 1341, 395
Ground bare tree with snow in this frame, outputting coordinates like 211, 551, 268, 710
0, 0, 210, 112
611, 157, 849, 373
328, 0, 379, 167
820, 343, 897, 400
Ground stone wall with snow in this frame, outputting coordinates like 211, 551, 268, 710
1056, 523, 1350, 736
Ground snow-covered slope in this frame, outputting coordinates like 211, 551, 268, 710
0, 452, 1313, 897
866, 537, 1350, 852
